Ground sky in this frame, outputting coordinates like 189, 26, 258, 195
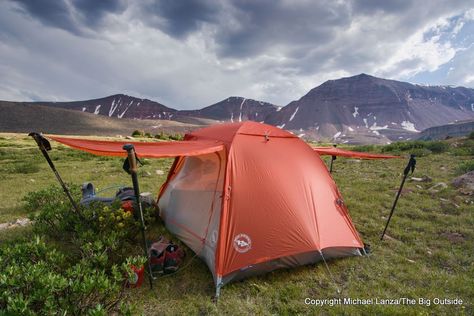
0, 0, 473, 110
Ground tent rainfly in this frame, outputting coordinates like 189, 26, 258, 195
49, 121, 399, 296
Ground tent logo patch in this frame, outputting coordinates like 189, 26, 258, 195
233, 234, 252, 253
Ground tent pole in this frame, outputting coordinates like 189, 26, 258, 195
29, 132, 83, 218
380, 154, 416, 240
123, 144, 154, 289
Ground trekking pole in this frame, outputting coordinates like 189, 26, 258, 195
329, 155, 336, 173
122, 144, 154, 289
380, 154, 416, 240
28, 132, 82, 217
329, 145, 337, 173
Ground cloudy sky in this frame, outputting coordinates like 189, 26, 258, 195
1, 0, 473, 109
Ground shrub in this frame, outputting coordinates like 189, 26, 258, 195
381, 140, 448, 155
456, 160, 474, 175
0, 237, 134, 315
468, 131, 474, 140
144, 132, 153, 138
131, 130, 143, 137
351, 144, 377, 152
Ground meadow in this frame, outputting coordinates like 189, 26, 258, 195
0, 133, 472, 315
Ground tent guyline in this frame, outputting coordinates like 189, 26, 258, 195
32, 121, 408, 297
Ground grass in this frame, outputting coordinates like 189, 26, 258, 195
0, 133, 473, 315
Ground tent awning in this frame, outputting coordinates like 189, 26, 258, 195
49, 136, 225, 158
313, 147, 400, 159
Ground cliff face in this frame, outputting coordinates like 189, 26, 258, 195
265, 74, 474, 143
417, 120, 474, 140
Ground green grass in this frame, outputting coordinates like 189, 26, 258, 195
0, 133, 473, 315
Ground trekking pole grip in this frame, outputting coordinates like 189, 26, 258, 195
123, 144, 137, 173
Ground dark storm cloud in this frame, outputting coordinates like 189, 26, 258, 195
73, 0, 127, 27
10, 0, 81, 34
10, 0, 126, 34
141, 0, 220, 38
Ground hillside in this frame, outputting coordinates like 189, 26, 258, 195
0, 101, 203, 136
33, 94, 177, 120
265, 74, 474, 143
180, 96, 280, 122
417, 120, 474, 140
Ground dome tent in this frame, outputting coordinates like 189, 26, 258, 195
157, 122, 364, 296
48, 121, 379, 297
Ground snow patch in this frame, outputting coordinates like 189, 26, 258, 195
391, 122, 397, 125
298, 133, 305, 138
238, 98, 246, 122
108, 99, 119, 117
348, 127, 354, 132
118, 101, 134, 119
277, 123, 286, 129
372, 130, 380, 135
352, 106, 359, 118
370, 123, 388, 131
471, 103, 474, 111
333, 132, 342, 139
94, 105, 101, 114
401, 121, 419, 132
363, 118, 368, 128
82, 107, 86, 112
289, 107, 299, 122
276, 106, 282, 112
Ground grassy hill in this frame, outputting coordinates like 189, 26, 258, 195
0, 133, 472, 315
0, 101, 208, 136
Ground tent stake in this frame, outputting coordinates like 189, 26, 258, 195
29, 132, 83, 218
319, 250, 341, 294
380, 154, 416, 240
123, 144, 154, 289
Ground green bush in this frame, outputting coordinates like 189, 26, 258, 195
131, 130, 143, 137
144, 132, 153, 138
456, 160, 474, 175
351, 144, 377, 152
4, 184, 157, 314
381, 140, 448, 155
468, 131, 474, 139
0, 237, 133, 315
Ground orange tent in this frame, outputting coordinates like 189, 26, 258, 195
50, 122, 389, 296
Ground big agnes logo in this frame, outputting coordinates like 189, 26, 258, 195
233, 234, 252, 253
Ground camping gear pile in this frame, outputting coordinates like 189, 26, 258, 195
29, 121, 412, 297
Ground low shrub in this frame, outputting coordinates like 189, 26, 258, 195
5, 184, 158, 314
0, 237, 134, 315
456, 160, 474, 175
381, 140, 448, 155
468, 131, 474, 140
131, 130, 143, 137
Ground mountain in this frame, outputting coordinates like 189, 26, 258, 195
3, 74, 474, 143
0, 101, 202, 136
33, 94, 177, 120
180, 96, 280, 122
265, 74, 474, 143
417, 120, 474, 140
